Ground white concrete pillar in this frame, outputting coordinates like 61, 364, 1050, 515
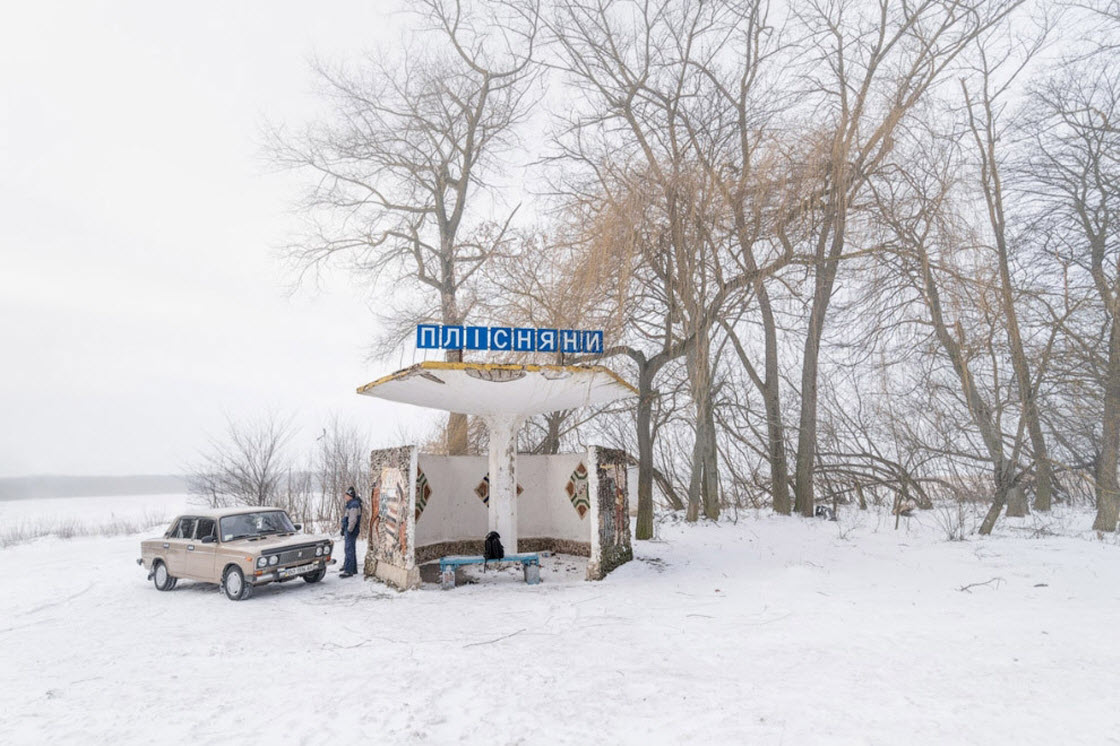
485, 415, 521, 553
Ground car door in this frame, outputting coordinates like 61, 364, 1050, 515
186, 517, 218, 581
163, 517, 194, 577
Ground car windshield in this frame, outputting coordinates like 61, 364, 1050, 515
220, 511, 296, 542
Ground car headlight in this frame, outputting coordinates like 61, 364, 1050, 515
324, 543, 331, 556
315, 546, 323, 556
268, 555, 279, 566
256, 557, 268, 569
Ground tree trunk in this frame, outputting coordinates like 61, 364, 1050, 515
686, 325, 720, 522
794, 211, 846, 518
963, 78, 1054, 513
1005, 484, 1029, 518
635, 365, 656, 540
920, 250, 1016, 535
539, 411, 562, 455
759, 289, 792, 515
793, 268, 833, 517
701, 411, 720, 521
721, 308, 790, 515
446, 412, 469, 455
793, 333, 821, 517
1094, 320, 1120, 531
979, 466, 1015, 535
991, 174, 1052, 512
688, 395, 720, 521
685, 426, 703, 523
978, 488, 1006, 535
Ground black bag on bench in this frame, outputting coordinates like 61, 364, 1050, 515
484, 531, 504, 561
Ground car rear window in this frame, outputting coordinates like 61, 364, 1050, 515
195, 518, 216, 540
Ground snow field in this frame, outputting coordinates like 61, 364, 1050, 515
1, 500, 1118, 745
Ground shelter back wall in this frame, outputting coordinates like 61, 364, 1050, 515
414, 454, 590, 548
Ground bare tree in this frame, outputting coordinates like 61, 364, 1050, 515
787, 0, 1024, 517
477, 226, 622, 455
866, 113, 1061, 534
959, 21, 1057, 512
188, 413, 297, 509
562, 171, 702, 537
315, 414, 372, 535
271, 0, 540, 455
1024, 57, 1120, 529
250, 0, 1120, 539
547, 0, 803, 532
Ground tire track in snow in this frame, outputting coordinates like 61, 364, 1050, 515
0, 582, 96, 634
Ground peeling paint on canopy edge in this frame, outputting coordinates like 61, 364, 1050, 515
355, 361, 639, 397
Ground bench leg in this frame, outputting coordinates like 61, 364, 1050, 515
441, 568, 455, 590
523, 562, 540, 585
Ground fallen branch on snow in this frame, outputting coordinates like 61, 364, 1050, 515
957, 577, 1004, 593
464, 629, 525, 648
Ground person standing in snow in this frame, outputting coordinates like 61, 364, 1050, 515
339, 486, 362, 578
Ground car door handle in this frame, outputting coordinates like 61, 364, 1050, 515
162, 543, 169, 549
187, 545, 195, 551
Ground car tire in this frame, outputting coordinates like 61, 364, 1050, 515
302, 567, 327, 584
223, 565, 253, 601
153, 560, 176, 592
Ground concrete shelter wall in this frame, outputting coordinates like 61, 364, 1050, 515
413, 455, 488, 548
519, 454, 588, 543
364, 445, 419, 590
413, 453, 592, 550
587, 446, 633, 580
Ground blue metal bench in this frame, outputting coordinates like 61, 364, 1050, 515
439, 553, 541, 589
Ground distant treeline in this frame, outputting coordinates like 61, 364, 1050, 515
0, 475, 188, 501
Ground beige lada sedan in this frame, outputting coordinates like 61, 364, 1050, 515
138, 507, 335, 601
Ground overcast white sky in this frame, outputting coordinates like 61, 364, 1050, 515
0, 1, 438, 476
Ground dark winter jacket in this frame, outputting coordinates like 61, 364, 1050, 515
341, 497, 362, 537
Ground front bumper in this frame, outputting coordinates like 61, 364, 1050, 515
251, 558, 336, 585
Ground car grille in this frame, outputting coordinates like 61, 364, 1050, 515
274, 543, 321, 566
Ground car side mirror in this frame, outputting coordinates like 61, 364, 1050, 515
200, 535, 216, 544
293, 524, 302, 531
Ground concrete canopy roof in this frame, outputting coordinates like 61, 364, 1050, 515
357, 361, 637, 417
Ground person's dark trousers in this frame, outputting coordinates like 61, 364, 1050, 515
343, 531, 358, 575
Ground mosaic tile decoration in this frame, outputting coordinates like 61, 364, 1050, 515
589, 447, 633, 580
565, 462, 590, 518
381, 470, 402, 547
415, 466, 432, 522
474, 474, 523, 506
365, 445, 417, 586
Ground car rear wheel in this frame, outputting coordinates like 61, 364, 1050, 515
223, 565, 253, 601
153, 560, 177, 591
302, 567, 327, 583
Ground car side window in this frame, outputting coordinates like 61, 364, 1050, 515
195, 518, 216, 541
175, 518, 197, 539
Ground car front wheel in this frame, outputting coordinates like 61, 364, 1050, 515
302, 567, 327, 584
223, 565, 253, 601
153, 560, 177, 591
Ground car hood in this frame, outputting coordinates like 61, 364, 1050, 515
223, 533, 334, 552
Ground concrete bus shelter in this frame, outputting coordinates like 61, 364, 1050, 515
356, 361, 637, 589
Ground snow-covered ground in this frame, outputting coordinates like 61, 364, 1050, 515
2, 499, 1118, 745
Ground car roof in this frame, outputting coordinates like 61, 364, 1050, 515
173, 506, 290, 519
